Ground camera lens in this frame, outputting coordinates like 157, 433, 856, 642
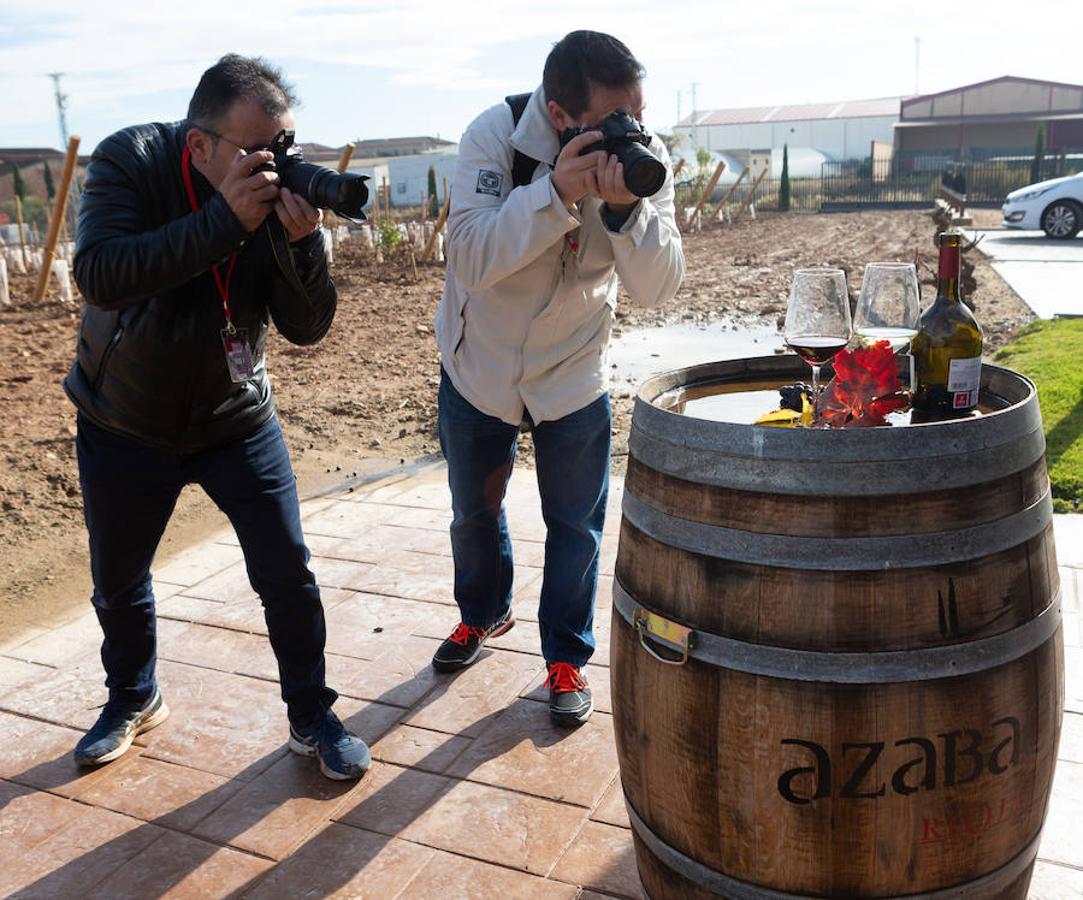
617, 143, 666, 197
281, 163, 370, 219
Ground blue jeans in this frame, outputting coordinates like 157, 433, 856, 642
76, 414, 337, 731
437, 370, 610, 667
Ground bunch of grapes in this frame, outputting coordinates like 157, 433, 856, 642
779, 383, 813, 413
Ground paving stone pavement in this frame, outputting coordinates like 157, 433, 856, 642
0, 461, 1080, 898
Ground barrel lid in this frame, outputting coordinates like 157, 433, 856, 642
631, 356, 1045, 495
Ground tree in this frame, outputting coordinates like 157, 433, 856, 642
779, 144, 791, 212
1030, 124, 1045, 184
43, 161, 56, 201
1, 196, 47, 230
11, 163, 26, 202
426, 164, 439, 218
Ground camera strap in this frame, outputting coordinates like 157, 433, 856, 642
505, 93, 541, 189
181, 146, 239, 336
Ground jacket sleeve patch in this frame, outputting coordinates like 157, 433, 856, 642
476, 169, 504, 197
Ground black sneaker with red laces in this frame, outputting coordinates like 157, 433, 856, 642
546, 662, 593, 727
431, 608, 515, 673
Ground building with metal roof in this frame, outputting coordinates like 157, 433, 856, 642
672, 97, 902, 162
894, 76, 1083, 157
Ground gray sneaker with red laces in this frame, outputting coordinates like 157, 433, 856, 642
431, 609, 515, 673
547, 662, 593, 727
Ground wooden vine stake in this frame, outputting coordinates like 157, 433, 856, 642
33, 135, 80, 303
735, 166, 769, 220
684, 161, 725, 231
421, 177, 451, 262
14, 196, 29, 272
715, 168, 748, 208
335, 144, 355, 174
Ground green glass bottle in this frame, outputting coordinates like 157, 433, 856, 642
911, 232, 983, 418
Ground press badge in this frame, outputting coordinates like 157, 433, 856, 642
221, 328, 255, 383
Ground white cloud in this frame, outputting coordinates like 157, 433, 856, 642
0, 0, 1069, 146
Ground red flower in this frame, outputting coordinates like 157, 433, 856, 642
818, 341, 907, 428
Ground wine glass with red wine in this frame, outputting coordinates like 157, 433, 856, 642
784, 268, 852, 409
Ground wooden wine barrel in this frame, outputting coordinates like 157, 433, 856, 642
611, 355, 1064, 900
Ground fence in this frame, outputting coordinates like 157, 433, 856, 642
683, 151, 1083, 216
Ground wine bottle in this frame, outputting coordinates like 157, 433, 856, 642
911, 232, 983, 418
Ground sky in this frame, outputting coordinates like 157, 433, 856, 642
0, 0, 1077, 152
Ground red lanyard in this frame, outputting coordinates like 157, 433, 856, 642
181, 146, 238, 333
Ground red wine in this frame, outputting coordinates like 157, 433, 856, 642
785, 335, 848, 364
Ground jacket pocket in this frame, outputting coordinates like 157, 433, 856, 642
93, 325, 124, 393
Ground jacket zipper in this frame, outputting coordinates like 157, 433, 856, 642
93, 325, 124, 393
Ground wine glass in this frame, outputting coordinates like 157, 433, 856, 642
854, 263, 921, 352
854, 262, 921, 391
784, 268, 852, 405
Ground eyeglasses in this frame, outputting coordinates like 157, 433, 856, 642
196, 124, 275, 156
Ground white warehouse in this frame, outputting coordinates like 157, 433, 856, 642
346, 147, 459, 211
673, 97, 902, 162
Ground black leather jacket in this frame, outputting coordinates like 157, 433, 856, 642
65, 120, 336, 452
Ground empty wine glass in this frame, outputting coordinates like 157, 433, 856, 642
784, 268, 853, 406
854, 263, 921, 352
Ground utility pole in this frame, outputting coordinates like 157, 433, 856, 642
913, 36, 921, 95
49, 73, 70, 147
676, 89, 682, 125
690, 82, 699, 147
48, 72, 80, 217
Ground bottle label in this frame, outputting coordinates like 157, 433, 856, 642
948, 356, 981, 409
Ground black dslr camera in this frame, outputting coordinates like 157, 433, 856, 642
257, 129, 369, 220
560, 112, 666, 198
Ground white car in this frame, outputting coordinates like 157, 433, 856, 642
1002, 173, 1083, 239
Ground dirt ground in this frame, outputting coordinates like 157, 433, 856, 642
0, 209, 1033, 641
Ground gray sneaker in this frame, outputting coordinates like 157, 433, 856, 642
432, 609, 515, 673
289, 710, 371, 781
74, 690, 170, 766
546, 663, 593, 727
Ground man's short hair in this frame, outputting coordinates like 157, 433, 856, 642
543, 31, 645, 119
187, 54, 298, 129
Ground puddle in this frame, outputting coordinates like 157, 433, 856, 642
608, 318, 784, 396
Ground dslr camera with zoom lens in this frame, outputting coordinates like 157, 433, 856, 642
257, 129, 370, 220
559, 112, 666, 198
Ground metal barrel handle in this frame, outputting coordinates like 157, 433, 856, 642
633, 607, 692, 666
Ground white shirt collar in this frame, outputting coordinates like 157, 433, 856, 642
509, 85, 561, 166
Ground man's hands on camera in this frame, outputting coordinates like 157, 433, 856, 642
220, 150, 280, 233
219, 150, 320, 242
275, 188, 322, 243
551, 130, 639, 215
552, 131, 606, 209
595, 152, 638, 216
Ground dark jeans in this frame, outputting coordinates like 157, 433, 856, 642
76, 413, 336, 731
437, 369, 610, 667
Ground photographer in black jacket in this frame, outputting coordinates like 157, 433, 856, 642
65, 54, 369, 780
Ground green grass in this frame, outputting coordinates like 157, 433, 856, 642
995, 318, 1083, 512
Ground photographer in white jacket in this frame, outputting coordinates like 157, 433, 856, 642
432, 30, 684, 726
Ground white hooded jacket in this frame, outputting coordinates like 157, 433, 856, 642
435, 85, 685, 425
